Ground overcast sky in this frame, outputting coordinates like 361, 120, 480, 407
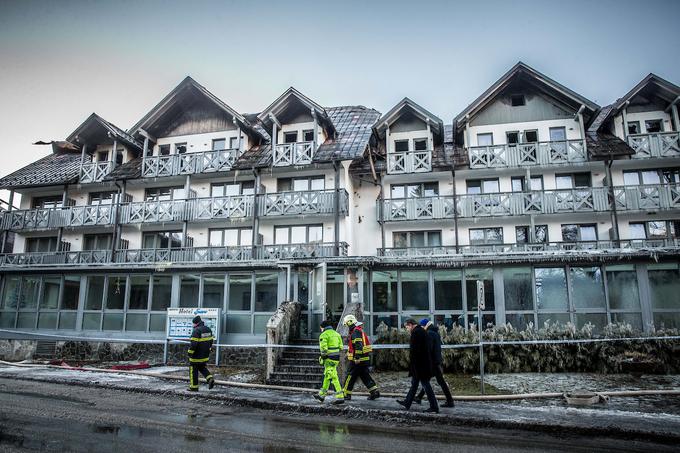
1, 0, 679, 184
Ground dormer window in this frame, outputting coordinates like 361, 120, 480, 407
511, 94, 526, 106
115, 150, 124, 165
212, 139, 225, 151
159, 145, 171, 156
413, 138, 428, 151
97, 151, 108, 162
229, 137, 239, 150
284, 131, 298, 143
175, 143, 187, 154
645, 119, 663, 133
394, 140, 409, 152
303, 130, 315, 142
627, 121, 640, 135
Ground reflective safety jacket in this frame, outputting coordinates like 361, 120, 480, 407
347, 325, 372, 363
188, 322, 214, 363
319, 327, 343, 361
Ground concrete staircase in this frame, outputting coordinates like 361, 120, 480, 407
266, 339, 324, 388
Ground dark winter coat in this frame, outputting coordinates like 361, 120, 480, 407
188, 322, 214, 363
408, 325, 434, 379
426, 325, 443, 366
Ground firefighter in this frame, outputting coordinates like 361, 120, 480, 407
188, 315, 215, 391
341, 314, 380, 401
313, 320, 344, 404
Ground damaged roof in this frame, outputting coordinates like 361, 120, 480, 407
0, 152, 82, 189
67, 113, 142, 152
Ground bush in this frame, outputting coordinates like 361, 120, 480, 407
373, 321, 680, 374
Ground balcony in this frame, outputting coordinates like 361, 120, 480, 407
273, 142, 315, 166
257, 242, 348, 259
120, 200, 187, 224
1, 205, 115, 231
627, 132, 680, 159
258, 190, 348, 217
468, 139, 587, 169
115, 246, 253, 264
612, 183, 680, 211
80, 161, 114, 183
387, 150, 432, 174
188, 195, 254, 221
142, 149, 240, 178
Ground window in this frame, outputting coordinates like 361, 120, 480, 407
255, 273, 278, 312
511, 94, 525, 106
32, 196, 63, 209
203, 274, 225, 309
466, 179, 499, 194
159, 145, 171, 156
211, 181, 255, 197
534, 267, 569, 311
174, 143, 187, 154
179, 274, 200, 308
433, 270, 463, 311
303, 130, 315, 142
212, 139, 226, 150
142, 231, 183, 250
506, 131, 519, 144
511, 176, 543, 192
128, 275, 150, 310
97, 151, 109, 162
394, 140, 409, 152
645, 119, 663, 133
516, 225, 548, 244
390, 182, 438, 198
476, 133, 493, 147
284, 131, 298, 143
114, 151, 123, 166
627, 121, 640, 135
401, 271, 429, 311
469, 228, 503, 245
561, 224, 597, 242
555, 172, 591, 189
229, 137, 239, 150
466, 268, 495, 327
145, 187, 184, 201
274, 225, 323, 244
229, 274, 252, 311
83, 234, 112, 251
648, 263, 680, 329
209, 228, 252, 247
277, 176, 324, 192
624, 168, 679, 186
25, 237, 58, 253
392, 231, 441, 248
89, 192, 115, 205
413, 138, 428, 151
549, 127, 566, 141
372, 271, 397, 312
629, 220, 678, 240
523, 130, 538, 143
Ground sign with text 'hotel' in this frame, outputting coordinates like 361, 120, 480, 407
166, 308, 220, 339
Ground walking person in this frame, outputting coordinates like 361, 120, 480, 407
341, 315, 380, 401
413, 318, 454, 408
397, 318, 439, 413
314, 320, 345, 404
188, 316, 215, 391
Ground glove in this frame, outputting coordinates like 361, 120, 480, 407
319, 356, 324, 365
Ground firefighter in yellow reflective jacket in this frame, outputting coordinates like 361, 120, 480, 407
188, 316, 215, 391
313, 320, 345, 404
341, 315, 380, 401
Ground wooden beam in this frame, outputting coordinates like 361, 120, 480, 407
138, 128, 157, 143
79, 143, 88, 182
312, 109, 319, 151
621, 103, 630, 140
576, 105, 587, 155
663, 96, 680, 113
672, 103, 680, 133
426, 121, 433, 150
269, 113, 281, 129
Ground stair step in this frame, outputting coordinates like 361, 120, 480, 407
278, 358, 320, 366
280, 350, 319, 358
269, 371, 322, 380
267, 379, 321, 388
274, 365, 322, 374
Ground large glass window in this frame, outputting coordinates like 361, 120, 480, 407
606, 265, 640, 311
143, 231, 183, 250
106, 275, 126, 310
128, 275, 150, 310
477, 133, 493, 146
1, 276, 20, 309
255, 273, 278, 312
32, 196, 63, 209
391, 183, 438, 198
277, 177, 324, 192
504, 267, 533, 311
393, 231, 441, 248
209, 228, 252, 247
570, 267, 606, 309
534, 268, 568, 310
179, 274, 200, 307
555, 173, 591, 189
211, 181, 255, 197
40, 276, 61, 309
562, 224, 597, 242
144, 187, 184, 202
466, 268, 494, 312
469, 228, 503, 245
20, 276, 40, 309
466, 179, 499, 194
372, 271, 397, 312
433, 270, 462, 310
85, 276, 105, 310
203, 274, 225, 308
151, 275, 172, 311
229, 274, 252, 311
516, 225, 548, 244
648, 263, 680, 310
61, 276, 80, 310
401, 271, 429, 311
274, 225, 323, 244
25, 237, 58, 253
83, 234, 112, 251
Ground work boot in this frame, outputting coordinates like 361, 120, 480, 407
367, 390, 380, 400
313, 394, 325, 403
332, 398, 345, 405
425, 407, 440, 414
207, 377, 215, 390
344, 394, 351, 401
443, 400, 455, 408
396, 400, 409, 410
188, 388, 198, 392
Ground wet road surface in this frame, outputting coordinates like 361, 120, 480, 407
0, 378, 676, 452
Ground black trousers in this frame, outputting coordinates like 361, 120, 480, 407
343, 363, 378, 395
416, 364, 453, 403
189, 362, 213, 389
404, 375, 438, 410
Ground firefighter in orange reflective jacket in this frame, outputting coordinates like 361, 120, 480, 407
341, 315, 380, 401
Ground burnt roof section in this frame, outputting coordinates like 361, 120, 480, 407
374, 97, 444, 140
234, 105, 380, 169
66, 113, 142, 153
256, 87, 336, 137
105, 157, 143, 181
454, 62, 599, 128
592, 73, 680, 132
129, 76, 264, 143
0, 152, 81, 189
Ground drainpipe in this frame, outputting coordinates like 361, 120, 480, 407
605, 160, 620, 247
181, 175, 191, 248
1, 190, 15, 253
251, 168, 261, 259
55, 184, 69, 251
333, 161, 340, 256
378, 174, 386, 255
451, 168, 459, 253
112, 180, 123, 262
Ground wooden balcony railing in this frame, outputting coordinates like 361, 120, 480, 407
387, 150, 432, 174
80, 161, 114, 183
142, 149, 240, 177
258, 190, 348, 217
120, 200, 187, 224
628, 132, 680, 159
273, 142, 315, 166
2, 205, 115, 231
612, 183, 680, 211
257, 242, 348, 259
188, 195, 254, 221
468, 139, 587, 169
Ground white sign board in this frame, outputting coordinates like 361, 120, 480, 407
166, 308, 220, 340
477, 281, 485, 310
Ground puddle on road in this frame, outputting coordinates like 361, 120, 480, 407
0, 389, 95, 406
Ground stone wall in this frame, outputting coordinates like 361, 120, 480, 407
0, 339, 37, 361
265, 301, 303, 378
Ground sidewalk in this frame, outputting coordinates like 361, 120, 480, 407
0, 363, 679, 442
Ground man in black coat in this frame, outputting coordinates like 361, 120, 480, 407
397, 318, 439, 413
414, 318, 454, 407
188, 316, 215, 391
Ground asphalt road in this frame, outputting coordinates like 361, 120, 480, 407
0, 378, 675, 453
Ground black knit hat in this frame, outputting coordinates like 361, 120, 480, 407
192, 316, 202, 324
320, 320, 333, 329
